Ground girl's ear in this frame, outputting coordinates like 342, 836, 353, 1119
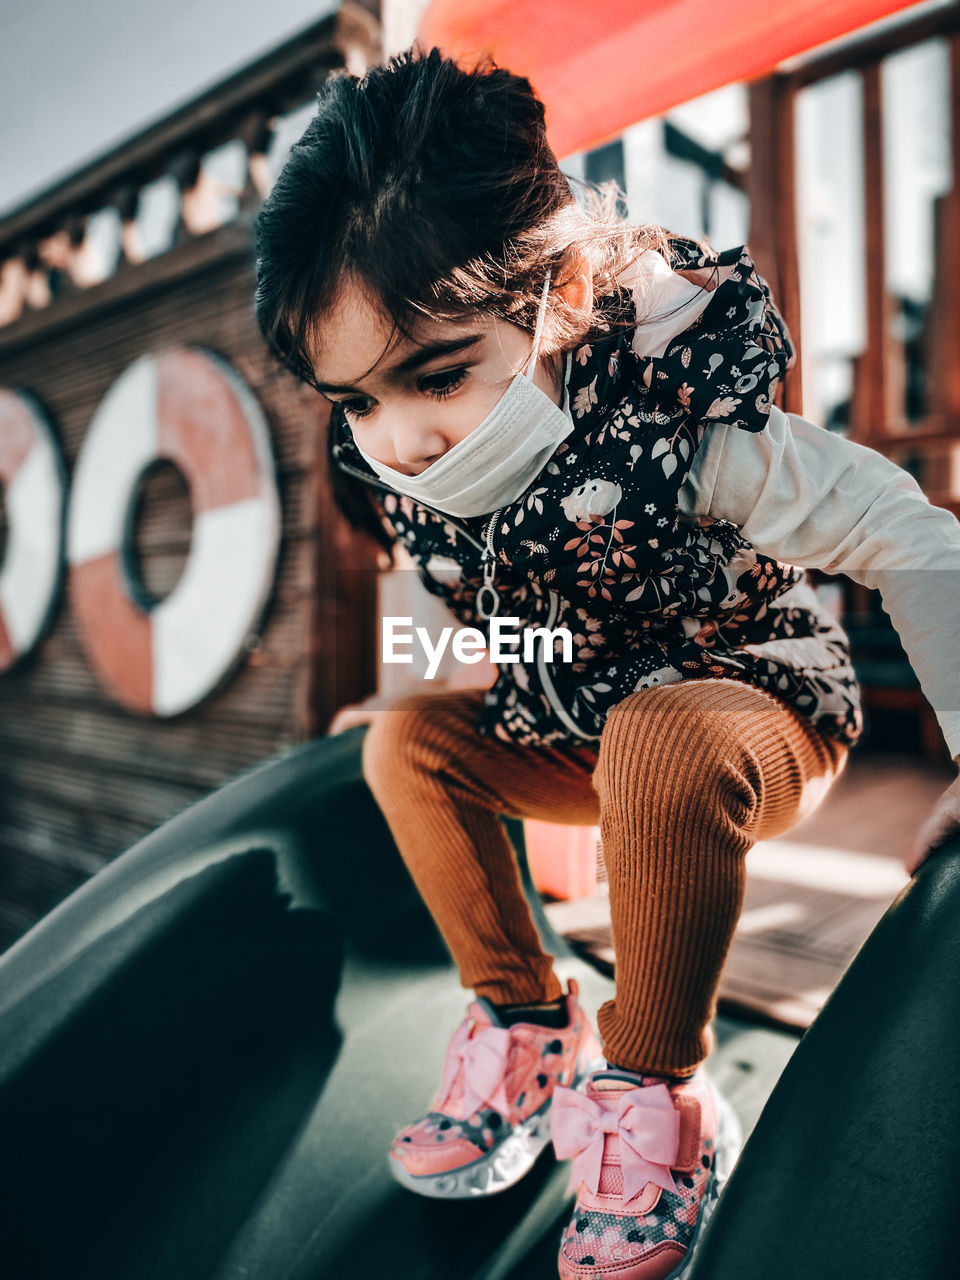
554, 251, 594, 323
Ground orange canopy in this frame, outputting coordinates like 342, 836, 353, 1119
418, 0, 922, 156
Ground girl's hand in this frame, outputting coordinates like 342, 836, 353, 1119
327, 693, 402, 736
906, 763, 960, 875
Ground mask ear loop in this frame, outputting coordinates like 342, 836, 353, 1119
525, 270, 553, 381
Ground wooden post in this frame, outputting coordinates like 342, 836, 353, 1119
747, 75, 803, 416
854, 63, 895, 446
301, 396, 380, 741
929, 34, 960, 425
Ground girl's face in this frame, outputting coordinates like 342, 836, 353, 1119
309, 277, 565, 476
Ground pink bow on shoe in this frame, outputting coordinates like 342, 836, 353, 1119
551, 1084, 681, 1203
436, 1019, 513, 1117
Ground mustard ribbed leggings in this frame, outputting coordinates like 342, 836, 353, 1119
361, 678, 848, 1077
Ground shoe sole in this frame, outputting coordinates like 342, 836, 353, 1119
388, 1054, 607, 1200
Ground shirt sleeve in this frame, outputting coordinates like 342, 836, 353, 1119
679, 406, 960, 758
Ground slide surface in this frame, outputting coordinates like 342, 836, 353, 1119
1, 725, 957, 1278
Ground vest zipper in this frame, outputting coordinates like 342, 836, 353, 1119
336, 456, 506, 617
335, 458, 596, 740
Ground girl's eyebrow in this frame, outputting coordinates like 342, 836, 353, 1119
316, 334, 483, 394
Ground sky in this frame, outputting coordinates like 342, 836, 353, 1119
0, 0, 339, 217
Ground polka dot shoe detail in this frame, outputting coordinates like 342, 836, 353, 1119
552, 1065, 742, 1279
388, 979, 604, 1199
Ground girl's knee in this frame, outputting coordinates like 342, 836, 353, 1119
360, 694, 432, 786
595, 688, 760, 818
360, 690, 480, 789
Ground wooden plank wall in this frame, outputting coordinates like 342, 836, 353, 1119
0, 227, 378, 950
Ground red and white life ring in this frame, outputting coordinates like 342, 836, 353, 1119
0, 389, 66, 673
67, 348, 281, 716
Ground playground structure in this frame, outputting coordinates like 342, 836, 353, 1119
3, 3, 960, 950
2, 7, 960, 1271
0, 726, 956, 1279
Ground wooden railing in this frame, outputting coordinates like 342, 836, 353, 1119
0, 3, 380, 333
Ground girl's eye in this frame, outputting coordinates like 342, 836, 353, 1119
341, 399, 374, 420
420, 367, 467, 398
338, 367, 468, 419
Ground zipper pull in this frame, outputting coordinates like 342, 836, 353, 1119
476, 508, 503, 620
477, 551, 500, 620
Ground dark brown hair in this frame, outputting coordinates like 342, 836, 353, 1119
254, 44, 680, 552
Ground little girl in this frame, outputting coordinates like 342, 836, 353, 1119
254, 47, 960, 1280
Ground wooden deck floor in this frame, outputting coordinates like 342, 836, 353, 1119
545, 751, 952, 1030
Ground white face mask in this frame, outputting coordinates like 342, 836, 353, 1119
353, 271, 574, 519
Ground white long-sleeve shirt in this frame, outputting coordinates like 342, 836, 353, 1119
560, 256, 960, 757
677, 407, 960, 758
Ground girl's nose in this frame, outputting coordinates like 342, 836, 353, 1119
392, 421, 449, 472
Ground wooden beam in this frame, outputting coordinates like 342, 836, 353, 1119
785, 1, 960, 91
0, 222, 253, 357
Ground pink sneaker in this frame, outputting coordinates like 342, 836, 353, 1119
551, 1066, 742, 1279
388, 978, 604, 1198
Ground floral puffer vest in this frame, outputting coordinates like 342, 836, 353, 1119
331, 238, 863, 754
